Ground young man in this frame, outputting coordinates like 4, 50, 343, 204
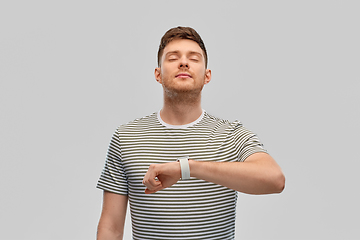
97, 26, 285, 240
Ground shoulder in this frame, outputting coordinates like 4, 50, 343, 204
115, 112, 159, 133
202, 112, 243, 130
203, 112, 260, 139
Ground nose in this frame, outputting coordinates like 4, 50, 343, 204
179, 56, 189, 69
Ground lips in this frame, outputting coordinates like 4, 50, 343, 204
175, 73, 192, 78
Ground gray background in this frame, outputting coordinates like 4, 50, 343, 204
1, 1, 359, 239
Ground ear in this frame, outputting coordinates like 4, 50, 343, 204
204, 69, 211, 85
154, 67, 162, 84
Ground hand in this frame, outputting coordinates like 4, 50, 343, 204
142, 161, 181, 194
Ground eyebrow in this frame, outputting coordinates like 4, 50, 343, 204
188, 51, 202, 57
165, 50, 203, 58
164, 51, 179, 58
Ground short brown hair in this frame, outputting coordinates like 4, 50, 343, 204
157, 26, 208, 68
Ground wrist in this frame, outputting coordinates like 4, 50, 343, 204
188, 159, 195, 178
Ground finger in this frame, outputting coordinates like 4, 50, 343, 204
142, 164, 160, 186
143, 178, 161, 190
143, 175, 161, 192
144, 178, 163, 194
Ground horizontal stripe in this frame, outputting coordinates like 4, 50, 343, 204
97, 111, 265, 239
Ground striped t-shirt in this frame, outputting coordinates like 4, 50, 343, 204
97, 110, 266, 239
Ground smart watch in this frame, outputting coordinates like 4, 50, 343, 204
177, 156, 190, 180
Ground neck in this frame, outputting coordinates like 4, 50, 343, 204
160, 91, 203, 125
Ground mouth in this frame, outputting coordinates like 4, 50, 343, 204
175, 73, 192, 78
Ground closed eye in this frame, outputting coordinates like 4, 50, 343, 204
167, 55, 179, 61
188, 52, 202, 62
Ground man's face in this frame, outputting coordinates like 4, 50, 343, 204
155, 39, 211, 96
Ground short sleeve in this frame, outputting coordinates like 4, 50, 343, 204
96, 129, 128, 195
231, 121, 267, 162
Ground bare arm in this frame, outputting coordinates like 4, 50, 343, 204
97, 191, 128, 240
190, 152, 285, 194
143, 152, 285, 195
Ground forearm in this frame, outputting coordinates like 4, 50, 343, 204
189, 153, 285, 194
97, 191, 128, 240
97, 226, 123, 240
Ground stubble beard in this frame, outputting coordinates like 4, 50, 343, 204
163, 81, 203, 105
